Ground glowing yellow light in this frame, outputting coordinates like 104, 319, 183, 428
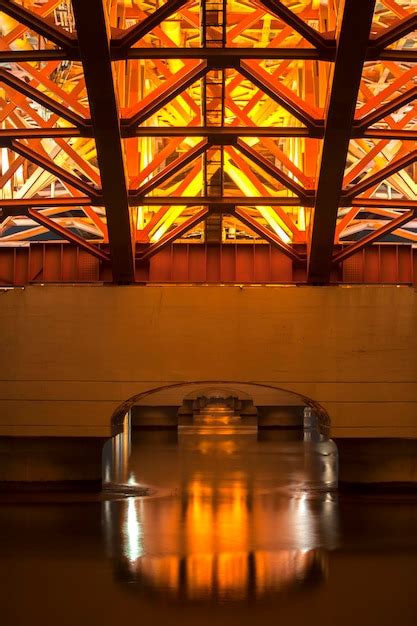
298, 206, 306, 231
150, 170, 203, 242
136, 206, 145, 230
224, 154, 292, 243
151, 207, 184, 242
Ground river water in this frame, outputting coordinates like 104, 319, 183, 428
1, 429, 416, 625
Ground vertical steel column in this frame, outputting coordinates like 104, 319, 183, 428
72, 0, 135, 283
307, 0, 376, 284
201, 0, 227, 241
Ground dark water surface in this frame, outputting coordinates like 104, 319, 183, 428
1, 430, 417, 626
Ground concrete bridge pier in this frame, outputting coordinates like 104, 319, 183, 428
0, 284, 416, 490
0, 436, 106, 490
1, 435, 417, 491
336, 439, 417, 487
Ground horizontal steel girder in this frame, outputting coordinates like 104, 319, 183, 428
0, 47, 415, 63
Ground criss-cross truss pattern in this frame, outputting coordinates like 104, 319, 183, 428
0, 0, 416, 283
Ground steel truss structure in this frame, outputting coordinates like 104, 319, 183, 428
0, 0, 416, 283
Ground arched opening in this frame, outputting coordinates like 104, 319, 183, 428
103, 381, 337, 493
102, 381, 338, 600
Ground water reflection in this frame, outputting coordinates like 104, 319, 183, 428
103, 430, 338, 602
104, 429, 338, 494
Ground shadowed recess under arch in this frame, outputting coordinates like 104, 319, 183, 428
110, 381, 331, 438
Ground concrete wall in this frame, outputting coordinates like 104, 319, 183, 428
0, 436, 105, 485
0, 284, 416, 439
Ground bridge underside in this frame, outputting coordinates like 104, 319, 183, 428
0, 0, 416, 284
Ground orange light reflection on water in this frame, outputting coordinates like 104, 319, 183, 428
116, 466, 330, 600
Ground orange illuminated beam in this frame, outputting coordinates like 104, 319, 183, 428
255, 0, 333, 52
27, 209, 110, 262
0, 0, 77, 51
137, 162, 202, 242
135, 141, 208, 198
238, 60, 322, 132
333, 209, 416, 264
235, 140, 308, 200
225, 148, 301, 238
139, 208, 209, 260
355, 86, 417, 131
114, 0, 190, 53
345, 150, 417, 199
11, 140, 99, 198
123, 62, 207, 131
234, 207, 302, 262
371, 14, 417, 50
0, 69, 88, 130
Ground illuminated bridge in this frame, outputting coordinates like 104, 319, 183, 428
0, 0, 416, 488
0, 0, 416, 284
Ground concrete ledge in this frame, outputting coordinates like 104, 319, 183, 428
258, 405, 304, 427
0, 479, 102, 492
131, 405, 179, 427
336, 438, 417, 485
0, 436, 107, 488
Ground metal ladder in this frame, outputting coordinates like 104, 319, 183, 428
201, 0, 227, 242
